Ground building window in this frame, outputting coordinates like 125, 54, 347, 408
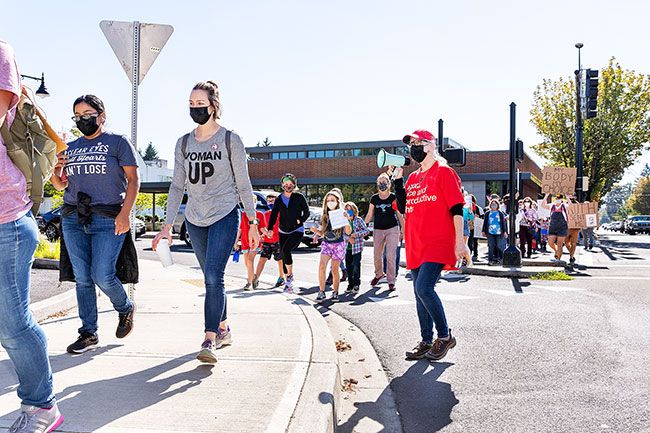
393, 146, 409, 156
289, 152, 297, 159
316, 150, 325, 158
296, 151, 306, 158
353, 149, 361, 157
325, 150, 335, 158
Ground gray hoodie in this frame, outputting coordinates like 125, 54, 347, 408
165, 127, 255, 227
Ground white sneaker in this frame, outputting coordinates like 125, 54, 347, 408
9, 403, 64, 433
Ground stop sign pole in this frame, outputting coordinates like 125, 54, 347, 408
100, 20, 174, 300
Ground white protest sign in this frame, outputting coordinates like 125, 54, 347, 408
329, 209, 349, 230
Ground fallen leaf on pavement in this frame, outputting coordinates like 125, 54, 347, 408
336, 340, 352, 352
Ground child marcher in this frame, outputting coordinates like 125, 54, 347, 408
344, 202, 370, 294
236, 196, 266, 290
482, 198, 508, 265
311, 190, 352, 302
254, 193, 285, 289
539, 217, 550, 253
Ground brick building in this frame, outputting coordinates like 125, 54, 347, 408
246, 139, 542, 209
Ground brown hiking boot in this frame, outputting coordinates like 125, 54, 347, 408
405, 341, 432, 360
425, 330, 457, 361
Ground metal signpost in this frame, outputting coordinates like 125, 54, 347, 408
100, 20, 174, 300
503, 102, 522, 267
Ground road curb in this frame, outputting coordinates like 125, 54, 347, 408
31, 288, 77, 323
288, 298, 340, 433
33, 258, 59, 270
226, 273, 339, 433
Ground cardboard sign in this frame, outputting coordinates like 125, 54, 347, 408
568, 202, 599, 229
542, 167, 577, 195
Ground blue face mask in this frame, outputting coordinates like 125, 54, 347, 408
347, 210, 354, 218
268, 203, 274, 210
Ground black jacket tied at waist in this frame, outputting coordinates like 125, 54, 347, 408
59, 192, 139, 284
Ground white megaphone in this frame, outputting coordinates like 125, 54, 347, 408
377, 149, 411, 169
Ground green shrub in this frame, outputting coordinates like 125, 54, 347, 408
34, 237, 60, 260
531, 270, 573, 281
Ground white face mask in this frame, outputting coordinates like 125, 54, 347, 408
327, 201, 338, 210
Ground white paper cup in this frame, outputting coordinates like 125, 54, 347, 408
156, 238, 174, 267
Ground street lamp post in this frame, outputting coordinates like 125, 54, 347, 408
575, 43, 584, 202
20, 72, 50, 98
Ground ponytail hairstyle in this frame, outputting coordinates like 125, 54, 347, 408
73, 94, 105, 114
192, 81, 221, 119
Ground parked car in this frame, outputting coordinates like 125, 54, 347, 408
37, 207, 146, 240
37, 207, 61, 241
172, 191, 269, 247
302, 207, 323, 248
624, 215, 650, 235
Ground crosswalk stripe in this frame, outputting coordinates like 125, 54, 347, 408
480, 289, 540, 296
528, 285, 585, 292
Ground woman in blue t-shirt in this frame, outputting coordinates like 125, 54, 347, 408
50, 95, 139, 354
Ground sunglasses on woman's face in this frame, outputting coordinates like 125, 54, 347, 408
71, 113, 99, 122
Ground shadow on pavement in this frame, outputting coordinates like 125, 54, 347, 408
11, 356, 212, 432
351, 361, 457, 433
0, 345, 121, 400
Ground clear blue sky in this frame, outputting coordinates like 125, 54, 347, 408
2, 0, 649, 182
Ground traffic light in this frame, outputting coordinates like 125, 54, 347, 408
585, 69, 599, 118
515, 139, 524, 162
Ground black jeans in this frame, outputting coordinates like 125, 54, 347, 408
468, 232, 478, 257
519, 225, 533, 258
345, 249, 362, 288
279, 231, 303, 274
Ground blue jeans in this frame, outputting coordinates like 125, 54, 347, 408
0, 212, 55, 408
186, 207, 239, 333
62, 214, 133, 335
487, 233, 505, 262
410, 262, 448, 344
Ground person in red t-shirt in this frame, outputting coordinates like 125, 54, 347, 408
254, 192, 285, 289
235, 196, 267, 290
393, 129, 471, 362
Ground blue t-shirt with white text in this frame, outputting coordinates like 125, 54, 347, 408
63, 131, 139, 206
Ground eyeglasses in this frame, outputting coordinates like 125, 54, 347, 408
71, 113, 99, 122
409, 138, 432, 146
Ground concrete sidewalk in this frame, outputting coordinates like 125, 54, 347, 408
0, 260, 338, 433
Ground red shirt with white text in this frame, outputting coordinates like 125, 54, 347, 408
404, 162, 464, 269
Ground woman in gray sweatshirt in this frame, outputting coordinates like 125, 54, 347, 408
153, 81, 260, 364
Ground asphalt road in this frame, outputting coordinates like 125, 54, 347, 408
136, 232, 650, 432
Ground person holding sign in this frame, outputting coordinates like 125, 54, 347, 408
540, 193, 570, 262
311, 190, 352, 302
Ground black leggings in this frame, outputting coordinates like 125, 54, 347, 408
279, 231, 303, 274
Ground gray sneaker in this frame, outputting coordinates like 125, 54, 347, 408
215, 327, 233, 349
252, 275, 259, 290
9, 403, 64, 433
196, 340, 218, 364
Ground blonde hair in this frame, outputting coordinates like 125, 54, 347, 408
321, 192, 343, 237
192, 81, 222, 119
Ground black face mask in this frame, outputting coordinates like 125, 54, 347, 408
409, 145, 427, 163
377, 182, 389, 192
283, 185, 295, 193
190, 106, 211, 125
76, 116, 100, 137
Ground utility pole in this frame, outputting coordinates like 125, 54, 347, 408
503, 103, 522, 267
575, 42, 584, 202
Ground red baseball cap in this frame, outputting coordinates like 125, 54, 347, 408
402, 129, 435, 144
